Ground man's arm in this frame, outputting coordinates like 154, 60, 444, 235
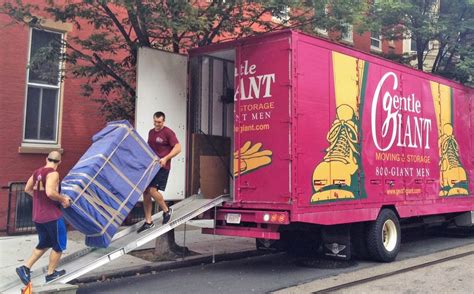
166, 143, 181, 160
24, 175, 34, 197
159, 143, 181, 167
45, 172, 71, 208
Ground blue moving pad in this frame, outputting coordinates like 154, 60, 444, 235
61, 121, 160, 248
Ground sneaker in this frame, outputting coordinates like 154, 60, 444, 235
311, 104, 360, 202
438, 123, 469, 196
16, 265, 30, 285
162, 207, 173, 225
45, 269, 66, 283
137, 222, 155, 233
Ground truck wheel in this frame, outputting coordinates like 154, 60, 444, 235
351, 222, 370, 260
286, 230, 321, 257
366, 209, 401, 262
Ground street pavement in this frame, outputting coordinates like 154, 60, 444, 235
0, 222, 256, 291
1, 224, 473, 293
77, 234, 474, 294
276, 243, 474, 293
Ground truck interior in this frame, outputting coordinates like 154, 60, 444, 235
187, 49, 236, 201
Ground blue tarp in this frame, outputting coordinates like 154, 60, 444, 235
61, 120, 160, 248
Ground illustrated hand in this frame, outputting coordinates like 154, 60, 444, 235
234, 141, 272, 177
61, 196, 72, 208
159, 157, 168, 168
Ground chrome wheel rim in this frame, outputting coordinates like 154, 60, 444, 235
382, 219, 397, 252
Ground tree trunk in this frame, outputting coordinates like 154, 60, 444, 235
153, 201, 191, 260
417, 43, 424, 70
153, 231, 177, 260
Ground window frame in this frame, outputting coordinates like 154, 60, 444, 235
370, 31, 382, 51
410, 36, 417, 52
22, 27, 64, 145
271, 6, 290, 24
341, 24, 354, 43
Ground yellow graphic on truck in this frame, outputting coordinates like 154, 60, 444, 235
430, 82, 469, 196
311, 52, 367, 202
234, 141, 272, 177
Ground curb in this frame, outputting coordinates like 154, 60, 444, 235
73, 250, 265, 284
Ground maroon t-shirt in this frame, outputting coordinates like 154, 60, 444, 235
147, 126, 179, 170
32, 167, 63, 223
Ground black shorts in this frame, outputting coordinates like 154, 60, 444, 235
35, 218, 67, 253
148, 168, 170, 191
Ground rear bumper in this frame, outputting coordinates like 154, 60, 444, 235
202, 208, 290, 240
202, 227, 280, 239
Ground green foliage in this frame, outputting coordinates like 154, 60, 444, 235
370, 0, 473, 85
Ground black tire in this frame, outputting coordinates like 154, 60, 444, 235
285, 230, 321, 257
351, 222, 370, 260
366, 209, 401, 262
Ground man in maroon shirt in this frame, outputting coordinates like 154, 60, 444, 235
16, 151, 71, 285
137, 111, 182, 233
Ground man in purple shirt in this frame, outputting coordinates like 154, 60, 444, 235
137, 111, 182, 233
16, 151, 71, 285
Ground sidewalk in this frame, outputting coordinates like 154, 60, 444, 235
0, 222, 256, 289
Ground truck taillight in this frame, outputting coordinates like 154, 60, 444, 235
263, 213, 286, 224
278, 214, 286, 223
271, 213, 278, 222
263, 213, 270, 222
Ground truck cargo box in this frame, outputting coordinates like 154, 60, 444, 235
171, 30, 472, 217
61, 121, 160, 247
137, 30, 473, 261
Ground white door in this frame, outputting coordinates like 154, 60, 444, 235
136, 47, 187, 200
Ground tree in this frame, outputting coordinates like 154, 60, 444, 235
370, 0, 473, 85
1, 0, 373, 121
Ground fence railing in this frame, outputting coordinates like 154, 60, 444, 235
6, 182, 35, 235
5, 181, 152, 235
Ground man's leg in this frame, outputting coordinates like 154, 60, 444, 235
25, 248, 48, 269
143, 189, 154, 224
148, 187, 169, 213
47, 250, 62, 275
17, 247, 48, 285
45, 218, 67, 279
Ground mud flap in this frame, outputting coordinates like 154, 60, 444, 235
321, 225, 351, 260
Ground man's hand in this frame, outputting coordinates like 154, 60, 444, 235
61, 196, 72, 208
158, 157, 168, 168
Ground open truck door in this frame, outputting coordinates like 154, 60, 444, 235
136, 47, 187, 200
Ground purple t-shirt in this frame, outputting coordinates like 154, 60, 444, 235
32, 167, 63, 223
147, 126, 179, 170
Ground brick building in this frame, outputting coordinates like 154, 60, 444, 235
0, 10, 105, 233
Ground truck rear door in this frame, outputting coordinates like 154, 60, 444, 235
136, 47, 187, 200
234, 36, 292, 205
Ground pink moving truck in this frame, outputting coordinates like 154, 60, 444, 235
137, 30, 473, 262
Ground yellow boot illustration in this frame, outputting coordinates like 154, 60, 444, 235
311, 104, 359, 202
438, 124, 469, 196
430, 81, 469, 197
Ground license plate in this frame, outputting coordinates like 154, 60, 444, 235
226, 213, 241, 224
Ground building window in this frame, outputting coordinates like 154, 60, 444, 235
410, 36, 417, 52
342, 24, 353, 43
370, 30, 382, 51
315, 27, 328, 36
272, 6, 290, 24
24, 28, 63, 143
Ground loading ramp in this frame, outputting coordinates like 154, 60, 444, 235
1, 194, 229, 294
